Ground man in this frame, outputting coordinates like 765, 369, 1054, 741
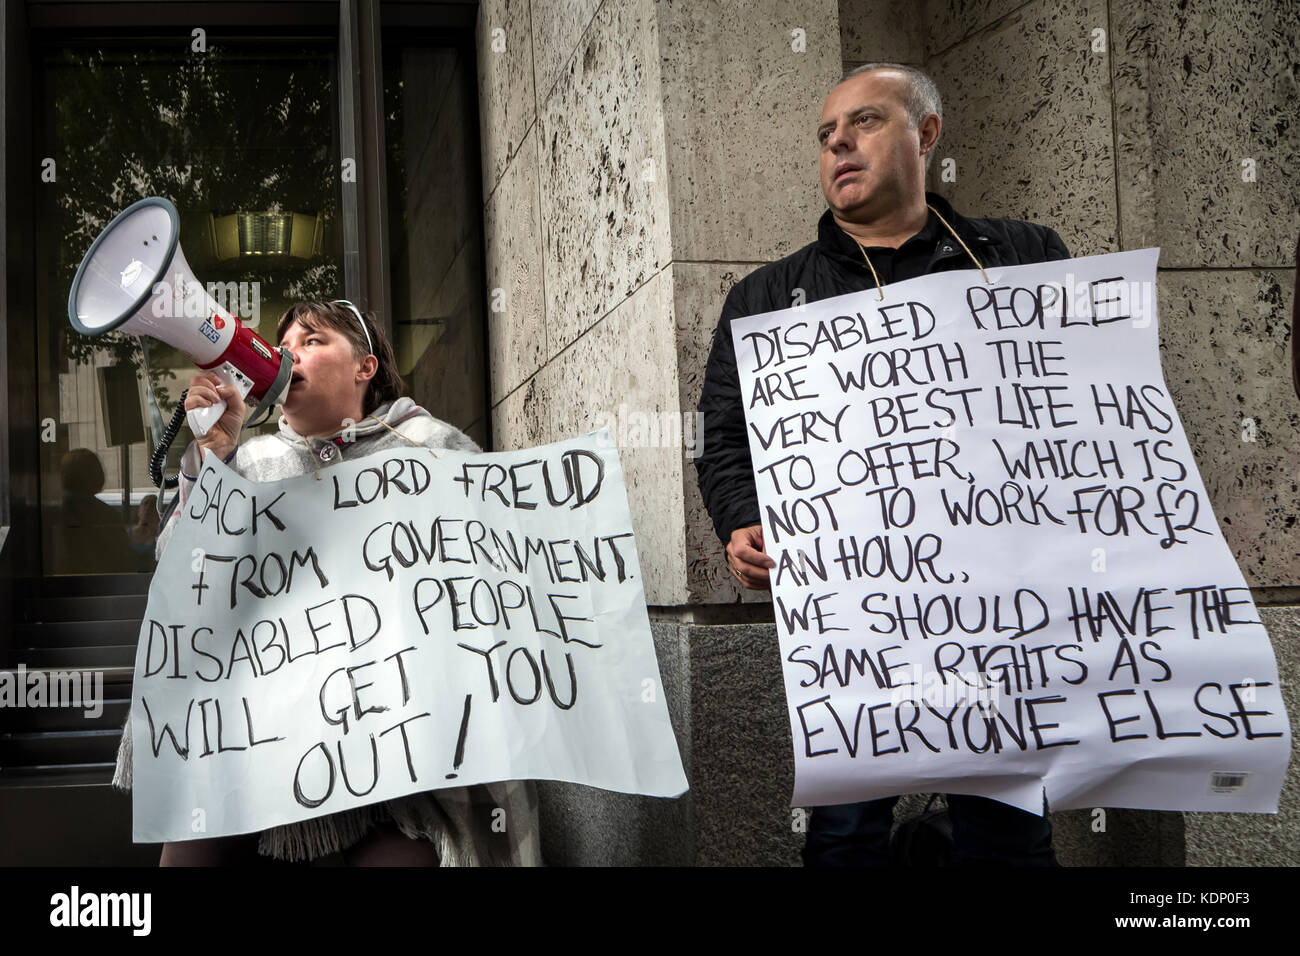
695, 63, 1069, 866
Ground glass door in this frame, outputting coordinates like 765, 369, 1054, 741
36, 39, 344, 575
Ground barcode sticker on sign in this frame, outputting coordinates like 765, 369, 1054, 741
1208, 772, 1250, 795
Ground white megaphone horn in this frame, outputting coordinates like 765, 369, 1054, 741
67, 196, 293, 442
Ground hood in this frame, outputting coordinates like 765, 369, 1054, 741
274, 396, 426, 446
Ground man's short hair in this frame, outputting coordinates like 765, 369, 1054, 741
839, 63, 942, 171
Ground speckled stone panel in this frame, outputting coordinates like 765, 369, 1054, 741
1111, 0, 1300, 267
655, 0, 839, 264
687, 623, 803, 866
484, 126, 547, 402
491, 375, 541, 451
926, 0, 1117, 258
476, 0, 537, 200
1052, 807, 1185, 865
552, 270, 686, 606
537, 619, 694, 865
492, 268, 688, 605
672, 261, 789, 606
926, 0, 1034, 57
840, 0, 923, 65
529, 0, 604, 104
538, 0, 673, 356
1185, 606, 1299, 865
1156, 269, 1300, 588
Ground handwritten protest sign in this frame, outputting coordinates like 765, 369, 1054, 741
128, 432, 688, 843
731, 249, 1290, 814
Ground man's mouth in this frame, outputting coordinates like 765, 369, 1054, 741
833, 163, 862, 182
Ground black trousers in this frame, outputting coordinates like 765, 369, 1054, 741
802, 794, 1058, 866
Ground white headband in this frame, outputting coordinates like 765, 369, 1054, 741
331, 299, 374, 356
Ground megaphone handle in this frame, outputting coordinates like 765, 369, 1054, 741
186, 400, 227, 437
186, 362, 251, 437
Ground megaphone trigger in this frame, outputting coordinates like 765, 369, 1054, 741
186, 361, 255, 437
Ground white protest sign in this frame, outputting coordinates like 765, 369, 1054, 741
731, 249, 1291, 814
128, 432, 688, 843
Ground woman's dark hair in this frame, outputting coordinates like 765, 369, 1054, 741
275, 300, 404, 416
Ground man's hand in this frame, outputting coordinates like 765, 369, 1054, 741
726, 524, 775, 590
184, 371, 245, 463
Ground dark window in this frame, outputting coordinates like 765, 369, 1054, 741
382, 38, 487, 447
37, 39, 343, 575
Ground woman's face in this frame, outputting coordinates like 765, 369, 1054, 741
279, 317, 369, 436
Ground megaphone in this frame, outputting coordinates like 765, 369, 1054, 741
66, 196, 293, 440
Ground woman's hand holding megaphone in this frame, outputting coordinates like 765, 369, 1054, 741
186, 370, 246, 463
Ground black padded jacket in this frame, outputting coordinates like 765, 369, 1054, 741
694, 191, 1072, 544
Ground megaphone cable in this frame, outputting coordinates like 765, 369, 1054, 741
148, 388, 190, 491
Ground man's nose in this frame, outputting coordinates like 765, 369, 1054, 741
825, 123, 851, 150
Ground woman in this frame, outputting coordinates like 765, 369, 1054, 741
112, 300, 539, 867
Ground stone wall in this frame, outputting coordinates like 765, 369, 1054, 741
478, 0, 686, 605
477, 0, 843, 864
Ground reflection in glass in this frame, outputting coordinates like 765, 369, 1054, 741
384, 44, 488, 447
38, 41, 342, 575
47, 448, 141, 574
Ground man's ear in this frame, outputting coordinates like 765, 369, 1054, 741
357, 354, 379, 383
919, 113, 941, 157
